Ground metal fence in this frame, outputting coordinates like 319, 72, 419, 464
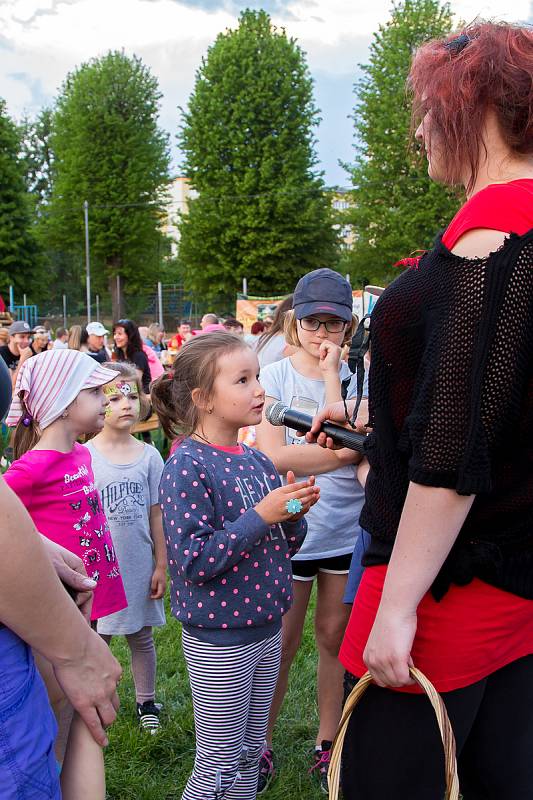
15, 282, 213, 333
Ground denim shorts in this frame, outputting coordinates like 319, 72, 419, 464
0, 626, 60, 799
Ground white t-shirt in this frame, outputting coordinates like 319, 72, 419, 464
260, 357, 365, 560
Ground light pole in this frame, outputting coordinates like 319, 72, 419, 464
157, 282, 163, 328
84, 200, 91, 322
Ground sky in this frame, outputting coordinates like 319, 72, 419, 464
1, 0, 531, 186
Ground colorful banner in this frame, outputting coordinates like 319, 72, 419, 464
236, 286, 384, 331
236, 295, 287, 331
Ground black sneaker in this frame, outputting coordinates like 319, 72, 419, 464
310, 740, 332, 794
136, 700, 160, 735
257, 747, 275, 794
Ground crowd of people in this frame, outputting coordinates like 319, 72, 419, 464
0, 19, 532, 800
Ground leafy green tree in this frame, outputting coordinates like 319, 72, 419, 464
178, 9, 338, 304
343, 0, 460, 287
45, 51, 171, 319
20, 107, 54, 212
0, 99, 42, 299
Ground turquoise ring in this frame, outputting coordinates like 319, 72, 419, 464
286, 498, 303, 515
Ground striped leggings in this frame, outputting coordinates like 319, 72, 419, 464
181, 628, 282, 800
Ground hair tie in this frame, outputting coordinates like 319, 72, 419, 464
22, 414, 33, 427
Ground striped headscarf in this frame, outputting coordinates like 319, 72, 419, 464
6, 349, 116, 430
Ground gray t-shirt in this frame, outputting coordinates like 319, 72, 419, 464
260, 357, 365, 560
85, 441, 166, 635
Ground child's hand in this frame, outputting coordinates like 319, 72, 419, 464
284, 471, 319, 520
255, 471, 320, 526
150, 565, 167, 599
318, 340, 342, 374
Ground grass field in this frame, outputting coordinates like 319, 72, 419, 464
105, 590, 325, 800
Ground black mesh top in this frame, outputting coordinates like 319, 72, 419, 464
360, 229, 533, 599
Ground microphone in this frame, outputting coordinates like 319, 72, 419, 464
266, 401, 366, 453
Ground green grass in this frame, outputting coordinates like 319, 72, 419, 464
105, 590, 324, 800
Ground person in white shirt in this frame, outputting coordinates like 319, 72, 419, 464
53, 327, 69, 349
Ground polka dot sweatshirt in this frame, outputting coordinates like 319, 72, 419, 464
160, 439, 307, 644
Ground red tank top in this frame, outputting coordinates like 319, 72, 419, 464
340, 179, 533, 693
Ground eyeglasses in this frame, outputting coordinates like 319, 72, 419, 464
299, 317, 346, 333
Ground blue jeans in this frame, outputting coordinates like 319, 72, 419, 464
343, 527, 370, 604
0, 626, 60, 799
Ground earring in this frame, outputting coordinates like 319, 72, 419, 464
61, 411, 69, 419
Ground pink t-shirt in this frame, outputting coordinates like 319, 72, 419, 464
4, 443, 127, 620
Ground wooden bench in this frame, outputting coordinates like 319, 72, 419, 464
132, 412, 160, 434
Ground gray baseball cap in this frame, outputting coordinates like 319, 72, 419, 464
8, 321, 34, 335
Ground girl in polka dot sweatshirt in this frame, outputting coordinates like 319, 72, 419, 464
152, 333, 319, 800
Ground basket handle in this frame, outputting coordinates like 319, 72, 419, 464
328, 667, 460, 799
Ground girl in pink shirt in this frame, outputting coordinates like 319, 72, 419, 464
4, 349, 127, 800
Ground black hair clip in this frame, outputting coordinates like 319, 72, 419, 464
445, 33, 471, 54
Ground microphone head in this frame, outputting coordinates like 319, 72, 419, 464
266, 401, 288, 426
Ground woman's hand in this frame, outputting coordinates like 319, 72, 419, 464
53, 629, 122, 747
41, 536, 96, 622
255, 471, 320, 525
363, 601, 417, 688
304, 400, 367, 450
150, 565, 167, 599
318, 341, 342, 374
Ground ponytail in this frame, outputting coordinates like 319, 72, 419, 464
12, 404, 42, 460
151, 371, 187, 441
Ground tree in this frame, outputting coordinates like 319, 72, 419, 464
20, 107, 54, 212
0, 99, 42, 299
45, 51, 171, 319
343, 0, 460, 287
178, 9, 338, 304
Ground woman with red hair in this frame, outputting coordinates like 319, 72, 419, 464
310, 20, 533, 798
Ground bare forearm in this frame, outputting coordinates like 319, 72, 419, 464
0, 482, 92, 663
380, 482, 475, 613
149, 506, 167, 568
323, 371, 342, 405
264, 442, 355, 476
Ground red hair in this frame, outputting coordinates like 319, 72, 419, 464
409, 22, 533, 192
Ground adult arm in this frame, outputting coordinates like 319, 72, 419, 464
363, 484, 474, 687
0, 478, 122, 746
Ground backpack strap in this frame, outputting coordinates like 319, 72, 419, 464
341, 314, 371, 429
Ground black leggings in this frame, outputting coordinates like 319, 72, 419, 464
341, 655, 533, 800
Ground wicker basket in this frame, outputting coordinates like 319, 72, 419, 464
328, 667, 460, 799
